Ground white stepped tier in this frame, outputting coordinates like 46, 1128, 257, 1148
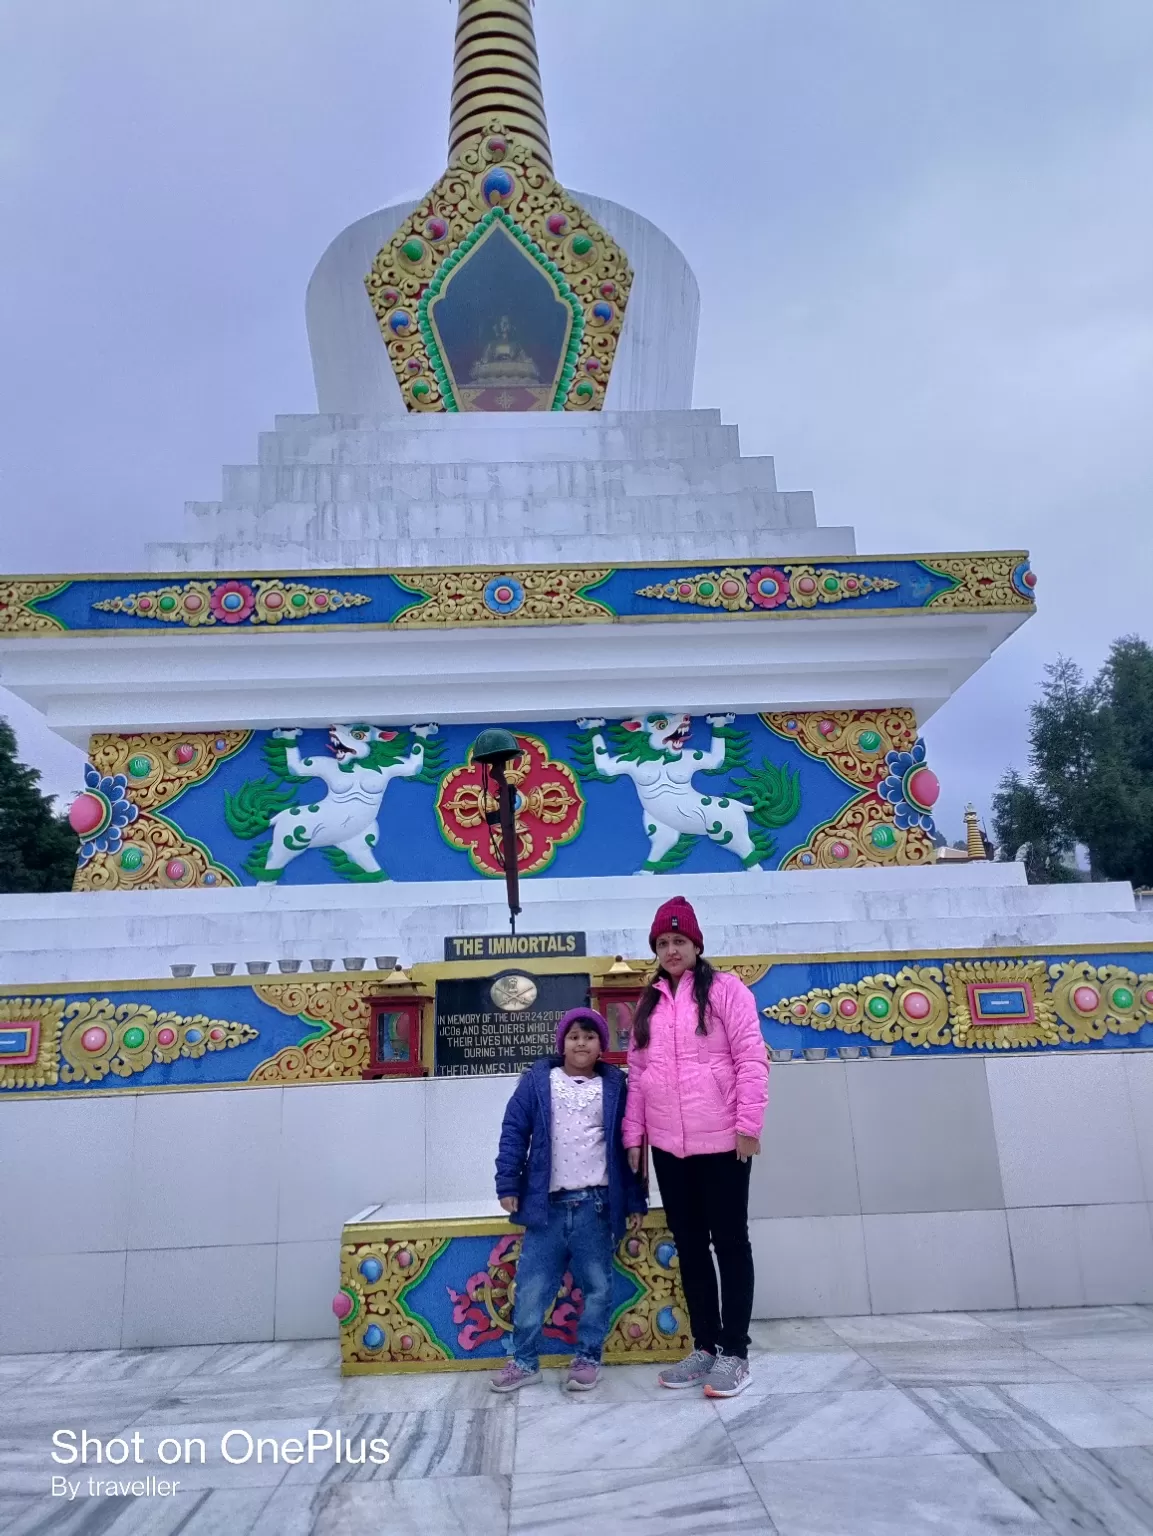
145, 409, 845, 573
2, 866, 1147, 985
146, 525, 852, 572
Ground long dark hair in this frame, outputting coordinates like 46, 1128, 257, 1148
631, 957, 717, 1049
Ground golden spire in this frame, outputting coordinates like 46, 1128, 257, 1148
964, 805, 988, 860
449, 0, 553, 172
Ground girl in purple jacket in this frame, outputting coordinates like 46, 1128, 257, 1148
623, 895, 769, 1398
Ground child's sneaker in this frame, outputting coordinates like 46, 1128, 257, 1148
703, 1351, 752, 1398
658, 1347, 716, 1389
565, 1357, 600, 1392
490, 1360, 541, 1393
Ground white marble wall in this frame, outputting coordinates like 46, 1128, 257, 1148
3, 1052, 1151, 1353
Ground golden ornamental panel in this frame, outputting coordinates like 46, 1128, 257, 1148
91, 579, 368, 626
763, 709, 919, 789
764, 966, 951, 1049
252, 978, 378, 1028
337, 1213, 689, 1373
339, 1237, 454, 1370
392, 566, 611, 626
943, 960, 1057, 1049
365, 124, 632, 414
607, 1222, 691, 1360
636, 565, 899, 613
922, 554, 1034, 610
716, 961, 773, 988
86, 731, 250, 813
0, 998, 66, 1089
1048, 961, 1153, 1043
0, 581, 68, 633
73, 812, 237, 892
249, 1030, 370, 1084
58, 999, 258, 1084
780, 797, 935, 871
248, 977, 378, 1083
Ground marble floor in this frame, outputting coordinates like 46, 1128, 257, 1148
2, 1308, 1153, 1534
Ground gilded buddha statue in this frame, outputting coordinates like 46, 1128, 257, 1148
469, 315, 542, 387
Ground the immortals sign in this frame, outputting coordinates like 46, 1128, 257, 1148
435, 970, 590, 1077
443, 932, 586, 961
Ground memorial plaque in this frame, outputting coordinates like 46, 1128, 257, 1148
443, 932, 586, 962
435, 970, 590, 1077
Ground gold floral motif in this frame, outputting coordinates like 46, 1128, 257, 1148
91, 580, 369, 626
86, 731, 250, 812
1048, 961, 1153, 1044
248, 978, 379, 1083
636, 567, 761, 612
921, 555, 1033, 610
339, 1238, 453, 1369
782, 565, 900, 610
0, 998, 65, 1089
764, 967, 951, 1049
392, 567, 611, 626
763, 709, 919, 789
365, 123, 632, 414
72, 812, 237, 892
780, 797, 934, 870
0, 581, 68, 633
637, 566, 899, 612
943, 960, 1057, 1049
59, 999, 257, 1083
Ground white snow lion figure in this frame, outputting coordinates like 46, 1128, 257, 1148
572, 712, 800, 873
224, 724, 443, 882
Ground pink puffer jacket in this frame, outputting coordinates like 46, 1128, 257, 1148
621, 968, 769, 1158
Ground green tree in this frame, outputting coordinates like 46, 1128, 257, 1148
991, 767, 1075, 883
1028, 656, 1100, 874
0, 718, 78, 893
1003, 637, 1153, 886
1074, 637, 1153, 886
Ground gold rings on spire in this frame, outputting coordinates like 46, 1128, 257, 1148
450, 0, 552, 172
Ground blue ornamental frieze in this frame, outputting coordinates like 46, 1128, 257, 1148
72, 710, 938, 889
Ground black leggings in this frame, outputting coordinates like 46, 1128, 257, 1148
651, 1147, 754, 1359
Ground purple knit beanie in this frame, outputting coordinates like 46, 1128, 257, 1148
555, 1007, 610, 1055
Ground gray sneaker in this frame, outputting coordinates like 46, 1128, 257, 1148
703, 1351, 751, 1398
658, 1347, 716, 1390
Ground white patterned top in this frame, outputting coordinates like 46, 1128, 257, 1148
549, 1067, 608, 1193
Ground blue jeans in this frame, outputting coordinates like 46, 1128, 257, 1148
511, 1187, 615, 1370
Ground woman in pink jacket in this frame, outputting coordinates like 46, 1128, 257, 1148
623, 895, 768, 1398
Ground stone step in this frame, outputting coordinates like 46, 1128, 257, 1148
1, 870, 1144, 984
3, 911, 1147, 986
269, 410, 723, 436
219, 454, 782, 505
257, 421, 742, 467
0, 875, 1132, 948
145, 522, 858, 572
179, 490, 818, 545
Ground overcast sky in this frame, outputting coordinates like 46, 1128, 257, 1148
1, 0, 1151, 841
